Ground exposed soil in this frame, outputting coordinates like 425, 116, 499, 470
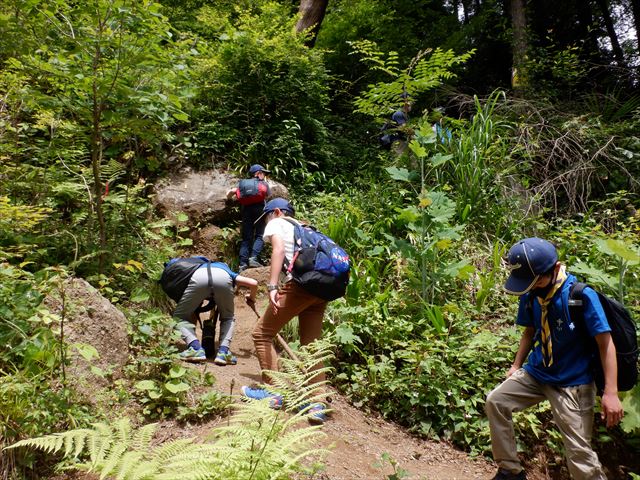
156, 276, 504, 480
48, 269, 559, 480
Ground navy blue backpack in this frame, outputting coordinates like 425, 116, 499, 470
283, 219, 350, 301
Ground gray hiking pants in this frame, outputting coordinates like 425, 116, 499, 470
173, 266, 235, 350
485, 368, 606, 479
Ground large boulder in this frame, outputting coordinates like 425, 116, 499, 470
153, 169, 237, 224
153, 169, 289, 225
44, 278, 129, 397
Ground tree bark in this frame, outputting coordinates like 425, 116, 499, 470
510, 0, 528, 91
576, 0, 601, 59
92, 44, 107, 273
630, 0, 640, 58
295, 0, 329, 48
595, 0, 626, 65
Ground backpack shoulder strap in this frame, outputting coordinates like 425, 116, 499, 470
569, 281, 587, 306
568, 281, 588, 328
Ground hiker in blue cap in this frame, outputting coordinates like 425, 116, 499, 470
485, 238, 623, 480
379, 91, 412, 150
227, 164, 271, 271
240, 197, 332, 425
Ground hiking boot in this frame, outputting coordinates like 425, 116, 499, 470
214, 350, 238, 366
299, 402, 329, 425
491, 469, 526, 480
238, 263, 249, 272
248, 257, 263, 268
240, 385, 283, 410
179, 347, 206, 363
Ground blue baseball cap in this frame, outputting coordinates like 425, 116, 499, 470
504, 238, 558, 295
249, 164, 270, 175
254, 197, 295, 224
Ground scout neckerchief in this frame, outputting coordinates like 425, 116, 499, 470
538, 265, 567, 368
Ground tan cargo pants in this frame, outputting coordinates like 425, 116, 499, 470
485, 368, 606, 479
252, 281, 327, 384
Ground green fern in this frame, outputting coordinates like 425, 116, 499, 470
266, 339, 335, 414
351, 42, 475, 117
6, 344, 333, 480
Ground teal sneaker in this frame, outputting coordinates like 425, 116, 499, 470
179, 347, 206, 363
240, 385, 283, 409
214, 350, 238, 366
299, 402, 328, 425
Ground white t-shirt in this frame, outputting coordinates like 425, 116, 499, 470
263, 216, 297, 267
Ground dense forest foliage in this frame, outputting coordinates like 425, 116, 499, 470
1, 0, 639, 478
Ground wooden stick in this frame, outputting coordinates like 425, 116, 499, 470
248, 300, 300, 362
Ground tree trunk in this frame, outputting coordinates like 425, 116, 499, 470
91, 46, 107, 273
576, 0, 601, 59
461, 0, 470, 22
595, 0, 626, 65
295, 0, 329, 47
510, 0, 528, 92
630, 0, 640, 58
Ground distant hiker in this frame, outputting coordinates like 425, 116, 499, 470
430, 107, 452, 144
240, 198, 349, 424
162, 258, 258, 365
227, 164, 271, 271
379, 92, 412, 150
485, 238, 623, 480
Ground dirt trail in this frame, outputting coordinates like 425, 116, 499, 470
175, 280, 499, 480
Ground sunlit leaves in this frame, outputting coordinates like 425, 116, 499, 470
352, 45, 475, 117
594, 238, 640, 265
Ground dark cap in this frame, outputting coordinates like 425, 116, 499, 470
504, 238, 558, 295
254, 197, 295, 224
249, 164, 270, 175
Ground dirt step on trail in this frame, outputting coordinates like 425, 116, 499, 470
177, 289, 498, 480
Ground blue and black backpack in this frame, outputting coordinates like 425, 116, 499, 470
283, 219, 350, 301
568, 282, 638, 393
159, 256, 210, 302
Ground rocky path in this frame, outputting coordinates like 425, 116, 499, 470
172, 273, 499, 480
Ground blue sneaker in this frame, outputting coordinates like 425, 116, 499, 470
214, 350, 237, 366
299, 402, 328, 425
240, 386, 283, 410
179, 347, 206, 362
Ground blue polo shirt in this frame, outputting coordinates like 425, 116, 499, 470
517, 274, 611, 387
197, 261, 238, 283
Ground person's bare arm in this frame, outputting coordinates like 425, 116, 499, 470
268, 234, 285, 309
507, 326, 535, 377
595, 332, 624, 427
235, 274, 258, 305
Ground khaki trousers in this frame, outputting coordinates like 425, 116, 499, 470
252, 281, 327, 384
485, 368, 606, 479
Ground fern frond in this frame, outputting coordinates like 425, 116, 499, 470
9, 341, 336, 479
101, 159, 127, 184
131, 422, 157, 451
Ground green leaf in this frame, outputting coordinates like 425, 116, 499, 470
333, 324, 361, 346
165, 381, 190, 394
621, 384, 640, 435
169, 366, 186, 378
594, 238, 640, 265
430, 153, 452, 166
135, 380, 157, 391
172, 112, 189, 122
130, 289, 150, 303
367, 245, 385, 256
408, 139, 427, 158
386, 166, 412, 182
570, 262, 617, 290
72, 343, 100, 361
